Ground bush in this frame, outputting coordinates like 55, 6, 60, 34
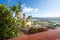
0, 4, 21, 40
47, 25, 56, 29
29, 27, 48, 34
38, 27, 48, 32
29, 27, 40, 34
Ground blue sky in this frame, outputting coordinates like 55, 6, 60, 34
0, 0, 60, 17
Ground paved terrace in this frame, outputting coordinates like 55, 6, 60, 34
9, 28, 60, 40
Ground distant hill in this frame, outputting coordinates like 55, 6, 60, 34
32, 17, 60, 22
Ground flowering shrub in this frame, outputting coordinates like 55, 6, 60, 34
29, 27, 40, 34
0, 4, 21, 40
38, 27, 48, 32
28, 27, 48, 34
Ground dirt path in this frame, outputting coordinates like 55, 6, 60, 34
9, 28, 60, 40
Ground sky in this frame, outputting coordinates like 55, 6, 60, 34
0, 0, 60, 17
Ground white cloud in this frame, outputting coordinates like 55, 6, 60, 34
23, 7, 34, 13
37, 0, 60, 17
33, 9, 39, 13
40, 12, 60, 17
22, 4, 39, 13
21, 4, 25, 7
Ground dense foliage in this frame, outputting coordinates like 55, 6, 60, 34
47, 25, 56, 29
29, 27, 40, 34
29, 27, 48, 34
0, 4, 21, 40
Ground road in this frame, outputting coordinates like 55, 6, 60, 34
9, 28, 60, 40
